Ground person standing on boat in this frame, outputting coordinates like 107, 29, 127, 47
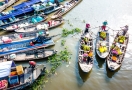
120, 25, 128, 35
84, 23, 90, 33
101, 20, 108, 31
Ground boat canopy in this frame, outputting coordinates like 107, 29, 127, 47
0, 61, 16, 78
0, 7, 34, 20
13, 0, 44, 10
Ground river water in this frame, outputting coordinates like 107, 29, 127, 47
2, 0, 132, 90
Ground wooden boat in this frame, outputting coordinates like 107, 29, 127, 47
44, 4, 64, 15
0, 30, 48, 44
50, 0, 82, 19
2, 14, 47, 31
15, 18, 64, 33
96, 28, 110, 59
0, 36, 55, 56
78, 29, 94, 73
0, 61, 46, 90
107, 30, 129, 71
0, 0, 18, 12
1, 48, 57, 61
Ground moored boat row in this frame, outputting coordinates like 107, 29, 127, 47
0, 0, 84, 89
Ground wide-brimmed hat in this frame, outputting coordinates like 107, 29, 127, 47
125, 25, 128, 27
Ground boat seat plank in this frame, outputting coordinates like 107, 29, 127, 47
24, 68, 33, 83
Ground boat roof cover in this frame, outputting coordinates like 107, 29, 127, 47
13, 0, 48, 10
0, 61, 16, 78
0, 7, 34, 20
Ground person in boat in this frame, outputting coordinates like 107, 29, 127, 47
120, 25, 128, 35
101, 20, 108, 31
30, 37, 43, 46
54, 0, 60, 6
84, 23, 90, 33
29, 61, 36, 68
30, 40, 36, 46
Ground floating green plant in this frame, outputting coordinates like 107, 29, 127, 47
61, 39, 66, 46
29, 48, 72, 90
62, 28, 81, 37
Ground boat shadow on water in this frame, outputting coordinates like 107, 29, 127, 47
105, 63, 120, 78
95, 52, 106, 68
78, 63, 92, 82
75, 41, 91, 86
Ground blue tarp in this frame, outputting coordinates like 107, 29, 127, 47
14, 0, 64, 9
0, 7, 34, 20
13, 0, 47, 10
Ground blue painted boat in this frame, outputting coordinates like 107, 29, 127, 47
0, 36, 55, 56
0, 30, 47, 44
1, 14, 47, 31
13, 0, 43, 10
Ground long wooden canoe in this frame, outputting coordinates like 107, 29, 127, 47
15, 18, 64, 33
96, 28, 110, 59
50, 0, 82, 19
0, 30, 47, 44
1, 48, 57, 61
0, 36, 55, 56
107, 30, 129, 71
78, 29, 94, 73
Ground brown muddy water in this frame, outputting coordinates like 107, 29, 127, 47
1, 0, 132, 90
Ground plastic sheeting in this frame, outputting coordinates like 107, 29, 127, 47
13, 0, 42, 10
0, 7, 34, 20
0, 61, 16, 78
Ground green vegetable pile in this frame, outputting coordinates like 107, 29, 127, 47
118, 35, 125, 44
100, 31, 106, 39
82, 44, 90, 51
83, 37, 89, 43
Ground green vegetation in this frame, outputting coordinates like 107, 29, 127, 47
100, 31, 106, 39
29, 26, 81, 90
61, 39, 66, 46
29, 48, 72, 90
62, 28, 81, 37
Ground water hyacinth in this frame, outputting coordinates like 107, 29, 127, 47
61, 39, 66, 46
62, 28, 81, 37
